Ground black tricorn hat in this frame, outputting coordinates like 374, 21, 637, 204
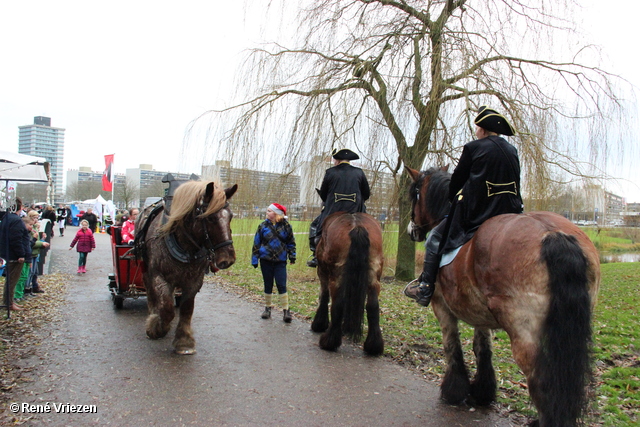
332, 148, 360, 161
474, 106, 516, 136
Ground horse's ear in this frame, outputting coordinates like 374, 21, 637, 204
441, 165, 450, 172
225, 184, 238, 200
204, 181, 216, 199
404, 166, 420, 182
204, 182, 215, 201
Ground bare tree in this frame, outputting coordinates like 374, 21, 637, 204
139, 179, 166, 207
16, 183, 48, 206
66, 181, 81, 202
115, 177, 140, 209
195, 0, 629, 280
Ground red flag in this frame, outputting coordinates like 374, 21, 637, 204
102, 154, 114, 192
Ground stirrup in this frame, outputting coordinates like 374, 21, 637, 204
403, 279, 434, 307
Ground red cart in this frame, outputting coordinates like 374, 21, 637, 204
107, 226, 182, 309
107, 226, 146, 309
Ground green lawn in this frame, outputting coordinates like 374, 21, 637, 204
217, 218, 639, 425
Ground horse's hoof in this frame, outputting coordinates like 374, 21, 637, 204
319, 332, 341, 351
174, 348, 197, 355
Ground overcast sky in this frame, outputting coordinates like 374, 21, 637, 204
1, 0, 639, 201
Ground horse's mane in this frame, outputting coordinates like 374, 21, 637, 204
159, 181, 227, 235
412, 167, 451, 223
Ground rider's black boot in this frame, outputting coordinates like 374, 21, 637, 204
403, 227, 443, 307
307, 246, 318, 268
307, 225, 319, 267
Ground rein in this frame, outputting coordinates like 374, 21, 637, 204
410, 169, 451, 233
165, 202, 233, 264
410, 172, 431, 233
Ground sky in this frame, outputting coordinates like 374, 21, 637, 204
1, 0, 639, 202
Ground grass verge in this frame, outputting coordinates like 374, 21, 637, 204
215, 231, 639, 426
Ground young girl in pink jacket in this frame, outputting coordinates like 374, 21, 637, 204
69, 219, 96, 274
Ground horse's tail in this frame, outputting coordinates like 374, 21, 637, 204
339, 225, 370, 342
538, 232, 593, 425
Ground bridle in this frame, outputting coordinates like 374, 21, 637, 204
163, 200, 233, 265
409, 172, 430, 235
192, 201, 233, 262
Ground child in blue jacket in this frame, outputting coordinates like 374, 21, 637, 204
252, 203, 296, 322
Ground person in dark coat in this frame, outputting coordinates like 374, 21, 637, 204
404, 106, 523, 307
252, 203, 296, 322
307, 148, 370, 267
0, 198, 30, 311
81, 207, 99, 233
41, 205, 57, 236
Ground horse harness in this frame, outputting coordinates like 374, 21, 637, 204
409, 172, 432, 235
163, 201, 233, 264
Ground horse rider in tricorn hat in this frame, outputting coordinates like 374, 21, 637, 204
404, 106, 523, 307
307, 148, 371, 267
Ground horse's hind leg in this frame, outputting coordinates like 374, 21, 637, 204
470, 327, 496, 405
173, 294, 196, 355
145, 278, 175, 340
434, 301, 471, 404
363, 286, 383, 356
311, 277, 330, 333
319, 286, 343, 351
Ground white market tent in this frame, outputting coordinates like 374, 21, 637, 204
0, 150, 49, 209
76, 194, 115, 225
0, 150, 48, 182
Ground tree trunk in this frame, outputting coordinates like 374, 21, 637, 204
395, 171, 416, 281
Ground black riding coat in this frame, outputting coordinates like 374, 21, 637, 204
317, 162, 370, 229
444, 135, 523, 251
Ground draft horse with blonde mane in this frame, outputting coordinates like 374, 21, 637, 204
136, 180, 237, 355
407, 166, 599, 427
311, 212, 384, 356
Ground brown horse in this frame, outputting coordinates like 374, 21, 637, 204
311, 212, 384, 356
138, 180, 237, 355
406, 166, 599, 427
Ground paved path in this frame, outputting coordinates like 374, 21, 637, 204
6, 227, 516, 426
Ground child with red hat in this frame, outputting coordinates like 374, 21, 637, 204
252, 203, 297, 322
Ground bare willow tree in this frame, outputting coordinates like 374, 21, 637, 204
196, 0, 628, 280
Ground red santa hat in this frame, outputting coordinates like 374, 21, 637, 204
268, 203, 286, 216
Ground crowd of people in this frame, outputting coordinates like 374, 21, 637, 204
0, 198, 52, 311
0, 200, 128, 313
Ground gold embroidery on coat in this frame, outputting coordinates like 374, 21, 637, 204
335, 193, 356, 203
486, 181, 517, 197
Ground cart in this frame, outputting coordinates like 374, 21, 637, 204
107, 226, 181, 309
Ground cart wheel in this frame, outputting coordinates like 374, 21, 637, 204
174, 295, 182, 308
114, 296, 124, 309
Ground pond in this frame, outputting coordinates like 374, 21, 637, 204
601, 252, 640, 263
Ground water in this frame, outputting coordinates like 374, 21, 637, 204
601, 252, 640, 263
